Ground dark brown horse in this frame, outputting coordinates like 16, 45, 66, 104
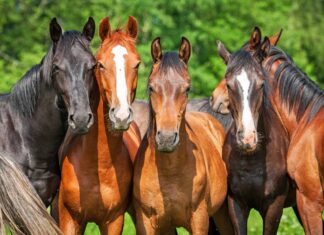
58, 16, 141, 234
133, 37, 232, 234
219, 27, 323, 234
217, 28, 294, 235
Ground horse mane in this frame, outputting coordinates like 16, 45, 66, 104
9, 31, 90, 117
226, 49, 260, 74
101, 29, 136, 48
266, 46, 324, 121
157, 52, 186, 76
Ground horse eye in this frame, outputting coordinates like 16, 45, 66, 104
97, 62, 105, 70
134, 62, 141, 69
148, 85, 154, 94
185, 87, 190, 95
226, 84, 232, 91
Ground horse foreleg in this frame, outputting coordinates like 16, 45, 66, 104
50, 192, 59, 224
190, 202, 209, 235
99, 214, 124, 235
261, 194, 286, 235
135, 205, 159, 235
296, 190, 323, 235
227, 195, 249, 235
287, 139, 323, 235
58, 188, 85, 234
212, 199, 234, 235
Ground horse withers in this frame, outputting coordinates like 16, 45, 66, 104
133, 37, 232, 234
58, 16, 141, 234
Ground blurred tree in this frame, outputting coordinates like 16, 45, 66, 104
0, 0, 323, 98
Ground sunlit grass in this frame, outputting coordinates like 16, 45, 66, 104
84, 208, 305, 234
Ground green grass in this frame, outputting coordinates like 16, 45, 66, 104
84, 208, 304, 234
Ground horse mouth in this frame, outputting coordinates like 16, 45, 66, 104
111, 122, 131, 131
156, 144, 177, 153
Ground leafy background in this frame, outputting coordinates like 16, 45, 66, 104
1, 0, 323, 234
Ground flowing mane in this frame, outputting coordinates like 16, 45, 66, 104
265, 46, 324, 121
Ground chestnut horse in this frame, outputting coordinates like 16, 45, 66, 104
59, 16, 141, 234
261, 32, 323, 235
133, 37, 232, 234
217, 28, 295, 235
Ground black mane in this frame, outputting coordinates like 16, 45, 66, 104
266, 46, 324, 121
9, 31, 89, 117
227, 49, 261, 75
158, 52, 186, 75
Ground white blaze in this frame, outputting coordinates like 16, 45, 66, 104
236, 69, 255, 135
112, 45, 129, 121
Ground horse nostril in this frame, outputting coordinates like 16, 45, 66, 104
111, 107, 115, 113
69, 114, 74, 122
88, 113, 93, 124
173, 132, 178, 144
157, 131, 161, 138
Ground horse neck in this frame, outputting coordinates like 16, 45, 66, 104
147, 113, 188, 173
96, 98, 124, 160
265, 60, 299, 137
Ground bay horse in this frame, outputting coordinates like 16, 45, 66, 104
260, 31, 323, 235
0, 18, 96, 207
217, 28, 294, 234
132, 80, 232, 140
133, 37, 233, 234
219, 28, 323, 234
58, 16, 141, 234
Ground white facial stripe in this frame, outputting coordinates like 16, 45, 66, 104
236, 69, 255, 134
112, 45, 129, 120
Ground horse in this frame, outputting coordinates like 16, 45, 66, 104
260, 30, 323, 235
132, 79, 232, 140
218, 27, 324, 234
133, 37, 233, 235
58, 16, 141, 234
0, 152, 62, 234
216, 28, 294, 235
0, 17, 96, 208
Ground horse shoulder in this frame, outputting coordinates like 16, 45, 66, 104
185, 112, 228, 209
123, 121, 141, 163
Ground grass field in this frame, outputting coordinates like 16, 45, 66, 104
84, 208, 305, 234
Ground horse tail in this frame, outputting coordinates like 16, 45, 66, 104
0, 153, 62, 235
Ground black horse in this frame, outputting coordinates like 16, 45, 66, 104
0, 17, 96, 207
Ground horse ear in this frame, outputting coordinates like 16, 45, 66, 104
260, 37, 270, 58
50, 18, 62, 43
217, 41, 230, 65
269, 29, 283, 46
249, 26, 262, 50
151, 37, 162, 63
179, 37, 191, 64
99, 17, 111, 41
126, 16, 138, 39
82, 17, 95, 41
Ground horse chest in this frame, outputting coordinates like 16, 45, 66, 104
228, 150, 288, 205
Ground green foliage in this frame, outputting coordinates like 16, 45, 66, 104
0, 0, 323, 98
0, 1, 322, 233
